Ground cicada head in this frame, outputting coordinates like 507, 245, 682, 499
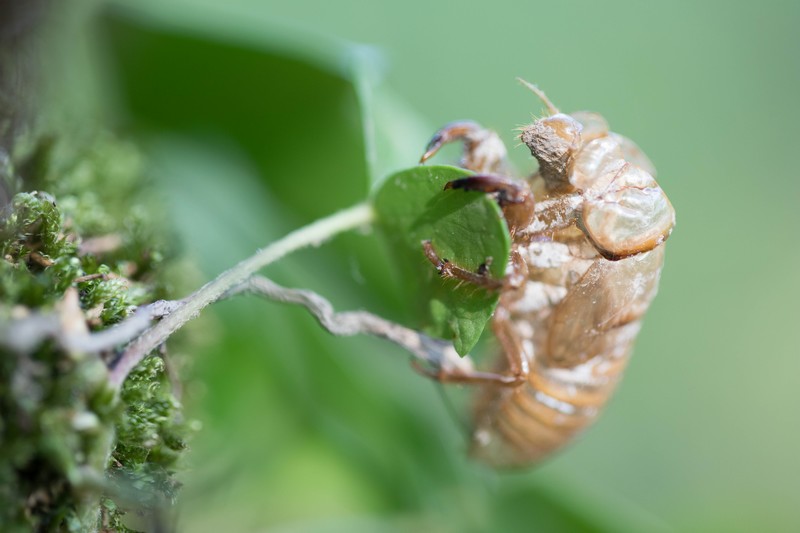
520, 113, 583, 192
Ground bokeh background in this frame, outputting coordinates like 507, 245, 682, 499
58, 0, 800, 531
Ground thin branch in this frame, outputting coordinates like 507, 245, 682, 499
2, 202, 473, 387
233, 276, 474, 374
2, 255, 474, 390
107, 202, 375, 388
0, 312, 62, 353
0, 290, 154, 355
65, 308, 151, 354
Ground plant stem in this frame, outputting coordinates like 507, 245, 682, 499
108, 202, 375, 388
238, 276, 473, 375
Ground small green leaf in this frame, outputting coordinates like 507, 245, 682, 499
372, 165, 511, 355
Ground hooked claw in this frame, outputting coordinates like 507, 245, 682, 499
419, 121, 484, 164
419, 121, 508, 174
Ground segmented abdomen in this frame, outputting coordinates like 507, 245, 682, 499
470, 240, 665, 467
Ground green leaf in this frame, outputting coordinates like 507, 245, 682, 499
372, 165, 511, 355
100, 4, 368, 223
99, 2, 412, 311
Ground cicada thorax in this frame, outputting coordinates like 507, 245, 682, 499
468, 107, 674, 467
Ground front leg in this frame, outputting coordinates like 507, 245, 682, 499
445, 175, 535, 234
410, 300, 530, 388
421, 239, 528, 291
422, 240, 504, 291
420, 121, 510, 175
420, 174, 534, 291
411, 359, 525, 387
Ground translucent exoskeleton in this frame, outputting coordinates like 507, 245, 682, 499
418, 80, 675, 467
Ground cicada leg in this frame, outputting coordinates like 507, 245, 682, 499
410, 359, 524, 387
421, 239, 528, 290
420, 121, 510, 175
492, 306, 531, 381
444, 175, 535, 233
409, 307, 529, 387
417, 241, 531, 386
422, 240, 503, 291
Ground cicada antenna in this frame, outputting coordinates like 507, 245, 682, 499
517, 78, 560, 116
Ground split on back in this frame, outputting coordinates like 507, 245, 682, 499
417, 79, 675, 467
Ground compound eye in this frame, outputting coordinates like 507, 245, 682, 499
570, 136, 624, 190
580, 164, 675, 260
569, 111, 609, 142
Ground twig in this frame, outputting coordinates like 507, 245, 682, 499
2, 252, 473, 388
233, 276, 473, 374
141, 299, 187, 320
0, 312, 62, 353
107, 203, 375, 388
0, 289, 152, 355
2, 201, 473, 387
66, 308, 151, 354
0, 296, 192, 355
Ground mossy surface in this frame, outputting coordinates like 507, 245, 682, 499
0, 131, 188, 532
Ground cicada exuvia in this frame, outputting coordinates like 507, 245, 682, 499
418, 80, 675, 466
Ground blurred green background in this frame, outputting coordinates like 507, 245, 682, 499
64, 0, 800, 530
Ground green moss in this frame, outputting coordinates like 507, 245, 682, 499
111, 356, 187, 502
0, 131, 188, 532
0, 335, 120, 531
